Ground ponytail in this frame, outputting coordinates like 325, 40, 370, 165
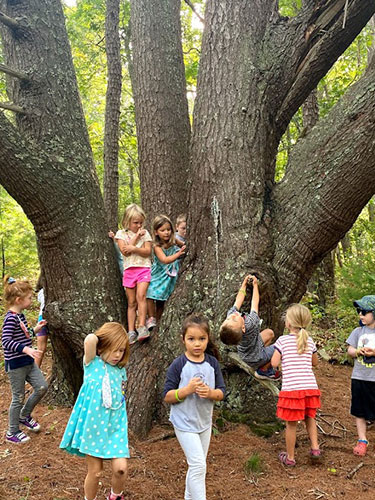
296, 327, 309, 354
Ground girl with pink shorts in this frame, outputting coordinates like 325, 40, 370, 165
115, 204, 152, 345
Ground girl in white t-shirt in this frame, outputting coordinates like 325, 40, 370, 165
115, 204, 152, 344
271, 303, 321, 466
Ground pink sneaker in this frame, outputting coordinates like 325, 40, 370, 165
107, 493, 125, 500
146, 317, 157, 331
353, 440, 368, 456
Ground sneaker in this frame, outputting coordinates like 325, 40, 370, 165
309, 448, 322, 460
128, 330, 137, 345
146, 316, 157, 331
254, 367, 281, 381
19, 415, 41, 432
353, 439, 368, 456
5, 431, 30, 444
107, 492, 125, 500
137, 325, 150, 342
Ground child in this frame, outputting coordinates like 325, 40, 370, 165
163, 313, 225, 500
271, 303, 321, 466
108, 230, 124, 274
35, 271, 49, 368
175, 214, 187, 245
346, 295, 375, 456
115, 204, 152, 344
60, 322, 130, 500
219, 274, 280, 380
2, 276, 48, 444
146, 215, 186, 328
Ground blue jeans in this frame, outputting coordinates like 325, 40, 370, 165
174, 427, 211, 500
7, 363, 48, 434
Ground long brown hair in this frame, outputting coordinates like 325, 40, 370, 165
151, 215, 176, 247
95, 322, 130, 367
182, 313, 220, 360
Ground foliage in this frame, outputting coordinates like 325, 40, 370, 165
243, 453, 264, 475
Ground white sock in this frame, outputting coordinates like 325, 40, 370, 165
111, 489, 123, 496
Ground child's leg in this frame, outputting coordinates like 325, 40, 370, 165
147, 298, 156, 319
110, 457, 128, 496
174, 427, 211, 500
285, 421, 297, 461
21, 363, 48, 418
305, 416, 319, 450
260, 328, 274, 347
84, 455, 103, 500
355, 416, 367, 441
136, 282, 149, 327
36, 334, 48, 368
7, 366, 28, 434
125, 287, 137, 331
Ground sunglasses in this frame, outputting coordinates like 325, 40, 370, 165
356, 308, 372, 316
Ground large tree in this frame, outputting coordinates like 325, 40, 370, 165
1, 0, 375, 437
127, 0, 375, 435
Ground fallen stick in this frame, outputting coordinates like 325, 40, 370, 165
347, 462, 364, 479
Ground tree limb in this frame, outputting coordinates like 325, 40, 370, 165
0, 62, 29, 81
270, 0, 375, 137
183, 0, 204, 24
272, 58, 375, 303
0, 101, 26, 113
0, 10, 20, 30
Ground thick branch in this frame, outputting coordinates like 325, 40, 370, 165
0, 101, 26, 113
270, 0, 375, 137
0, 62, 29, 81
272, 61, 375, 304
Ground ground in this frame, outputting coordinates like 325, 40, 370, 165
0, 354, 374, 500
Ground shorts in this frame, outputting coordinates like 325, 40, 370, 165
248, 343, 276, 370
351, 379, 375, 420
276, 389, 321, 421
123, 267, 151, 288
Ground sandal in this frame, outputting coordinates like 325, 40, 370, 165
278, 451, 296, 467
353, 439, 368, 456
310, 448, 322, 460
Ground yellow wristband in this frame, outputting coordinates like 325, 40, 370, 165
175, 389, 185, 403
239, 289, 246, 296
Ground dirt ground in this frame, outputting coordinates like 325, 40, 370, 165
1, 353, 375, 500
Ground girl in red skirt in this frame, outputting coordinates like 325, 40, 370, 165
271, 304, 321, 466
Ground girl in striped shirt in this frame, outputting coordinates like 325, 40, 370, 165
271, 304, 321, 466
2, 276, 48, 444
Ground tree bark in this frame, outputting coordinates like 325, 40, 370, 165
0, 0, 125, 401
127, 0, 375, 436
130, 0, 191, 222
103, 0, 122, 231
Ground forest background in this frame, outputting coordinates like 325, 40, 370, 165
0, 0, 375, 430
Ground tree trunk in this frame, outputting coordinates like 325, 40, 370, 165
103, 0, 122, 231
127, 0, 375, 436
130, 0, 191, 222
0, 0, 125, 402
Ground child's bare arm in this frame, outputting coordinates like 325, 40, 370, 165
271, 349, 281, 369
250, 277, 259, 313
154, 245, 185, 264
84, 333, 98, 365
312, 352, 318, 366
234, 275, 252, 310
129, 241, 152, 258
348, 345, 363, 358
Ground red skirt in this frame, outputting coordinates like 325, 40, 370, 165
276, 389, 321, 421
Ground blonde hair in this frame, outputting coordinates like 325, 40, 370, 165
95, 322, 130, 367
285, 303, 312, 355
152, 215, 175, 247
121, 203, 146, 230
176, 214, 186, 227
3, 275, 33, 308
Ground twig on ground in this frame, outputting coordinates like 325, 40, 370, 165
347, 462, 364, 479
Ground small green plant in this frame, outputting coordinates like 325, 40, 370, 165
244, 453, 263, 475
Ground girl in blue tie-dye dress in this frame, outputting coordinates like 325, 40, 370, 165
60, 322, 130, 500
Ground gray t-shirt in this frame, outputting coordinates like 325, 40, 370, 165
227, 305, 264, 366
163, 353, 225, 433
346, 326, 375, 382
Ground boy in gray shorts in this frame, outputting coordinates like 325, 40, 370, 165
220, 274, 281, 380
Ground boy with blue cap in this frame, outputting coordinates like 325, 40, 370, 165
346, 295, 375, 456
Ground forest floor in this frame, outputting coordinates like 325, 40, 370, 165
0, 353, 375, 500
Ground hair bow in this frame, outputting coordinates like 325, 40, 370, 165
7, 277, 16, 284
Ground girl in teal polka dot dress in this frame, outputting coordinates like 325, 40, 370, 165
60, 322, 130, 500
